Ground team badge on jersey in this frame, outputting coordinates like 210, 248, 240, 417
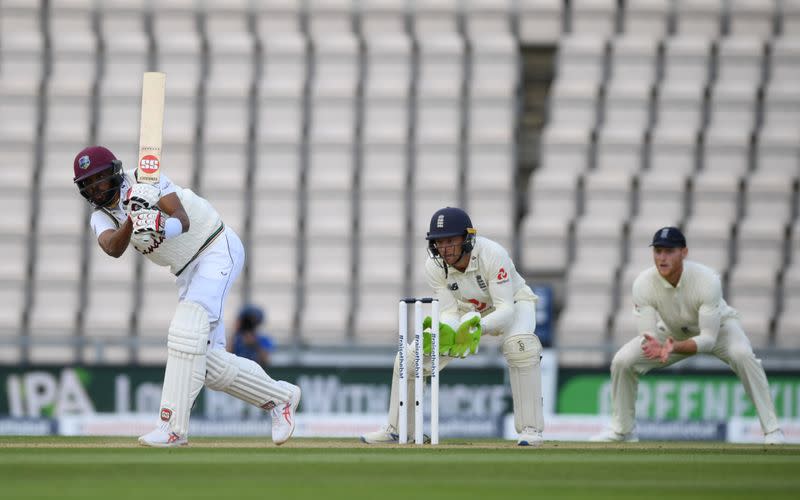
476, 275, 487, 290
448, 282, 459, 291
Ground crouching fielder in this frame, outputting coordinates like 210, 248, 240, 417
591, 227, 784, 445
361, 207, 545, 446
73, 146, 301, 447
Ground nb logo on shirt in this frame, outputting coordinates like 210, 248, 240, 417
448, 282, 458, 291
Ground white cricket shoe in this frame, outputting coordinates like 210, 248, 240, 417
590, 429, 639, 443
764, 429, 786, 445
272, 381, 301, 445
517, 427, 543, 447
360, 426, 431, 444
138, 421, 188, 448
361, 425, 399, 444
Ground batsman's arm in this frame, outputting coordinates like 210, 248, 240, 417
156, 192, 190, 236
98, 218, 134, 257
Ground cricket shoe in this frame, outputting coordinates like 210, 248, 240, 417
360, 425, 431, 444
361, 425, 399, 444
764, 429, 786, 445
517, 427, 543, 447
138, 421, 188, 448
272, 381, 301, 445
589, 429, 639, 443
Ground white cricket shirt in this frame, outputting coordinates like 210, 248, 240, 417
632, 260, 738, 353
424, 236, 538, 335
90, 172, 223, 275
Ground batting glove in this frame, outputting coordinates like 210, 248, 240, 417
124, 183, 161, 214
131, 208, 165, 238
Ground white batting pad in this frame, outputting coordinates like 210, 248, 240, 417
159, 301, 209, 436
205, 349, 293, 410
502, 334, 544, 433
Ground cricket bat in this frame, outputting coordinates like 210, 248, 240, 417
137, 72, 166, 185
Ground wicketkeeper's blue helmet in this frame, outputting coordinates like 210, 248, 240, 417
426, 207, 477, 260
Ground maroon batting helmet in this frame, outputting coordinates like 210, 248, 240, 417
73, 146, 124, 208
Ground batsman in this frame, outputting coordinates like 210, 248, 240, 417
72, 145, 301, 447
362, 207, 545, 446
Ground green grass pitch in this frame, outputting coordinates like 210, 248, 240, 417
1, 437, 799, 500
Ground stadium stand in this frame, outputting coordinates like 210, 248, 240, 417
3, 1, 797, 365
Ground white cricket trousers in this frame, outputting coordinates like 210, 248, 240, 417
609, 318, 780, 435
175, 226, 245, 350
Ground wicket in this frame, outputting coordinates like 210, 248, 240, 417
397, 297, 439, 445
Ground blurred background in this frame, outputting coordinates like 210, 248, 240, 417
1, 0, 799, 442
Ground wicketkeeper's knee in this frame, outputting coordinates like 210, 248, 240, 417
502, 334, 542, 367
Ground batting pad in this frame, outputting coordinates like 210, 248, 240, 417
160, 301, 209, 436
205, 349, 292, 410
502, 334, 544, 433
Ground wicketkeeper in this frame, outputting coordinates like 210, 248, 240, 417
361, 207, 545, 446
73, 146, 301, 447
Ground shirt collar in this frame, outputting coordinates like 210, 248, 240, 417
466, 253, 479, 272
656, 269, 684, 289
447, 253, 478, 275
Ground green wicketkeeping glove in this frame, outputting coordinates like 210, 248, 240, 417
451, 315, 482, 358
422, 316, 456, 356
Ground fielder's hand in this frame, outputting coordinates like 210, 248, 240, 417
641, 333, 673, 363
421, 316, 456, 356
131, 208, 166, 239
124, 183, 161, 213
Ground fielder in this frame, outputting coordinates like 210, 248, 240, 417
592, 227, 785, 444
361, 207, 545, 446
73, 145, 301, 447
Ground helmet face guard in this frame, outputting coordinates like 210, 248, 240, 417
74, 160, 124, 208
427, 229, 477, 268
